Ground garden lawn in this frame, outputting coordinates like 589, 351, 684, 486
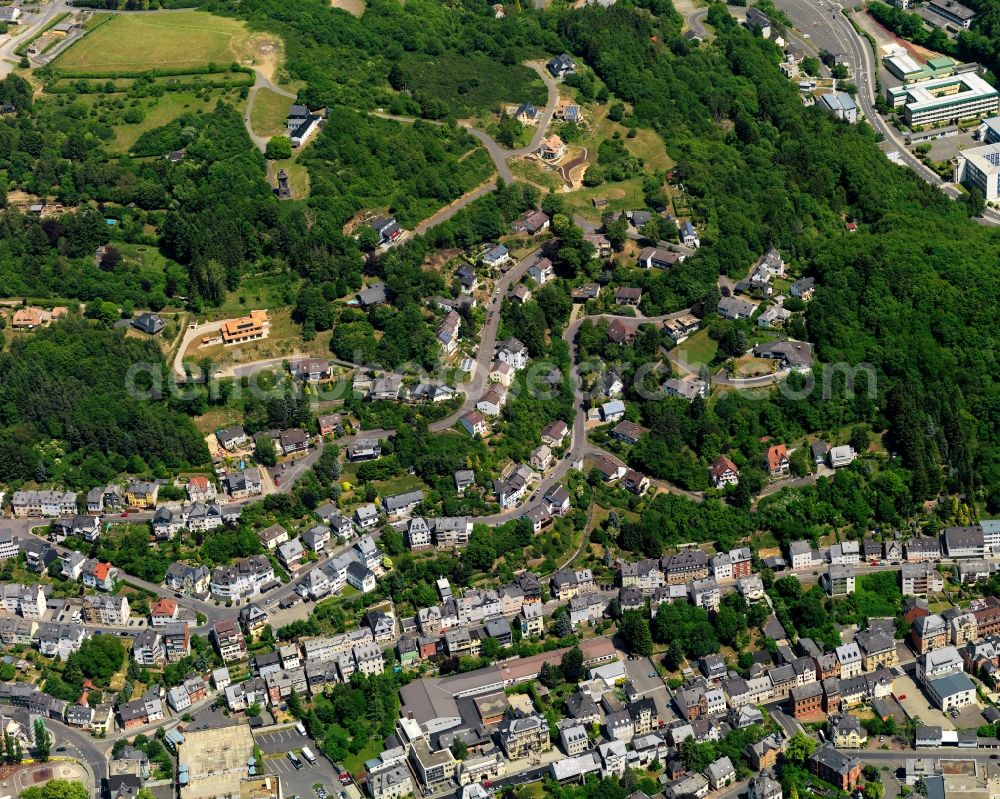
624, 127, 675, 171
674, 329, 719, 368
562, 176, 648, 220
270, 157, 312, 198
55, 11, 255, 73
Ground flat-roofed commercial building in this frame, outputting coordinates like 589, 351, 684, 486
955, 144, 1000, 200
927, 0, 975, 28
884, 52, 926, 82
887, 73, 999, 126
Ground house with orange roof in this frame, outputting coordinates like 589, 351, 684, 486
151, 598, 178, 627
220, 310, 270, 346
11, 307, 48, 329
765, 444, 790, 477
82, 560, 117, 592
710, 455, 740, 488
537, 135, 566, 161
186, 475, 216, 502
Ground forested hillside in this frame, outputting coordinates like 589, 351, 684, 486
0, 319, 209, 486
0, 0, 992, 512
555, 5, 998, 508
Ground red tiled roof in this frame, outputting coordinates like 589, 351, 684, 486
152, 598, 177, 616
766, 445, 788, 470
710, 455, 739, 479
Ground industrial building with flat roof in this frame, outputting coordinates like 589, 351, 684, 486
177, 723, 257, 799
887, 72, 999, 127
927, 0, 976, 28
883, 53, 959, 83
818, 91, 858, 123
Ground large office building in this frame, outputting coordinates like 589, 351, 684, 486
887, 73, 999, 126
954, 143, 1000, 201
979, 116, 1000, 144
927, 0, 976, 28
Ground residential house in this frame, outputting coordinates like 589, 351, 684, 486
547, 53, 576, 77
277, 537, 305, 571
11, 490, 77, 518
680, 220, 700, 248
709, 455, 740, 488
614, 287, 642, 307
316, 413, 343, 437
212, 619, 248, 662
537, 135, 566, 160
223, 467, 262, 499
600, 400, 626, 423
499, 711, 551, 759
717, 296, 756, 320
639, 247, 684, 270
753, 341, 814, 372
662, 376, 708, 400
125, 481, 159, 509
808, 745, 861, 791
258, 524, 289, 551
82, 560, 117, 592
515, 211, 551, 236
459, 410, 490, 437
216, 426, 250, 451
765, 444, 790, 476
706, 757, 736, 790
541, 420, 569, 447
347, 438, 382, 463
482, 244, 511, 269
477, 387, 508, 418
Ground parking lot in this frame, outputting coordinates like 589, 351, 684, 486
255, 726, 307, 755
184, 703, 235, 733
622, 653, 677, 724
255, 727, 348, 799
891, 674, 988, 730
264, 752, 343, 799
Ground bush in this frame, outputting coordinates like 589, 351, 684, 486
266, 136, 292, 160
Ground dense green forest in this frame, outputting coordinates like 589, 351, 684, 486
0, 319, 208, 485
207, 0, 561, 113
553, 5, 999, 509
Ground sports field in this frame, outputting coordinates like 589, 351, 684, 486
55, 11, 255, 73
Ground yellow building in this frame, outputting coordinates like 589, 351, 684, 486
126, 480, 159, 508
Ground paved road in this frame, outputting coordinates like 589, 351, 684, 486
172, 319, 225, 378
0, 0, 72, 76
425, 253, 542, 434
413, 177, 500, 235
686, 7, 710, 38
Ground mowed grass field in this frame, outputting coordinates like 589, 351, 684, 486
250, 86, 291, 138
55, 11, 254, 73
